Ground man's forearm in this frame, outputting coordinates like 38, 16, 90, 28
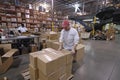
58, 42, 63, 50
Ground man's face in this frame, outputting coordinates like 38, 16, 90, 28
63, 25, 70, 31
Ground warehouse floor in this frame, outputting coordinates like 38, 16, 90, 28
0, 35, 120, 80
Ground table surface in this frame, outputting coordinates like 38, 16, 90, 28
0, 35, 39, 41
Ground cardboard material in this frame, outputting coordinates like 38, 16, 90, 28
0, 44, 11, 53
43, 48, 66, 67
2, 49, 18, 57
37, 50, 61, 75
29, 64, 39, 80
59, 74, 67, 80
66, 64, 72, 79
30, 44, 38, 52
47, 33, 58, 40
51, 42, 59, 50
59, 66, 66, 77
30, 51, 41, 68
0, 57, 13, 74
46, 40, 58, 48
61, 49, 73, 65
38, 70, 59, 80
76, 44, 85, 61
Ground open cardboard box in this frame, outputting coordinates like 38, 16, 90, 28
0, 49, 18, 74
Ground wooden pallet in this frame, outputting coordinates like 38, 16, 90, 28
67, 75, 74, 80
21, 69, 30, 80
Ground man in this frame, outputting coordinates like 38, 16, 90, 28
17, 24, 28, 33
59, 20, 80, 62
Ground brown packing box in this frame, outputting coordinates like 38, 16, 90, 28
76, 44, 85, 61
30, 51, 41, 68
46, 40, 52, 48
59, 73, 67, 80
48, 34, 58, 40
0, 44, 11, 53
61, 49, 73, 65
43, 48, 66, 67
58, 66, 66, 77
0, 57, 13, 74
30, 44, 38, 52
29, 64, 39, 80
37, 50, 62, 76
51, 42, 60, 50
66, 64, 72, 79
38, 69, 59, 80
46, 40, 58, 48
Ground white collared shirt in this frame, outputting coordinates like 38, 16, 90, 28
17, 26, 28, 33
59, 27, 80, 50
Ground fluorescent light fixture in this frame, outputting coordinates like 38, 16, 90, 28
73, 3, 81, 12
83, 19, 93, 22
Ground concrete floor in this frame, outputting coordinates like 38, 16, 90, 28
0, 35, 120, 80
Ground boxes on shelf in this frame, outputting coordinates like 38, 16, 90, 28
17, 13, 21, 17
10, 6, 15, 10
8, 23, 11, 26
11, 18, 17, 22
17, 18, 22, 22
1, 17, 6, 21
2, 23, 7, 26
26, 19, 30, 23
26, 14, 30, 18
25, 10, 30, 13
6, 18, 11, 21
11, 23, 17, 27
21, 8, 24, 12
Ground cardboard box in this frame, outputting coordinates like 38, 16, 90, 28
38, 70, 59, 80
29, 64, 39, 80
76, 44, 85, 61
30, 44, 38, 52
47, 31, 58, 40
30, 51, 41, 68
43, 48, 66, 67
66, 64, 72, 79
59, 73, 67, 80
51, 42, 59, 50
0, 44, 11, 53
37, 50, 60, 75
46, 40, 58, 48
46, 40, 52, 48
0, 57, 13, 74
59, 66, 66, 77
61, 49, 73, 65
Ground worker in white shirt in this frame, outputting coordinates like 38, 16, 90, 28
59, 20, 80, 62
17, 24, 28, 33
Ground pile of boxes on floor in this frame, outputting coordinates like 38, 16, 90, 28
46, 40, 84, 62
29, 48, 74, 80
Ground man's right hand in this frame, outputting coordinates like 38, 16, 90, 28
58, 47, 62, 51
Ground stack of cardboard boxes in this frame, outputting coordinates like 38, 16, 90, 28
29, 48, 73, 80
46, 41, 85, 62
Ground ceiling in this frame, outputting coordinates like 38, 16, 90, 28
1, 0, 119, 17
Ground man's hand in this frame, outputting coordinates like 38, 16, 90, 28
58, 47, 62, 51
71, 49, 75, 54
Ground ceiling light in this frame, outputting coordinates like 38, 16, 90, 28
73, 3, 81, 12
